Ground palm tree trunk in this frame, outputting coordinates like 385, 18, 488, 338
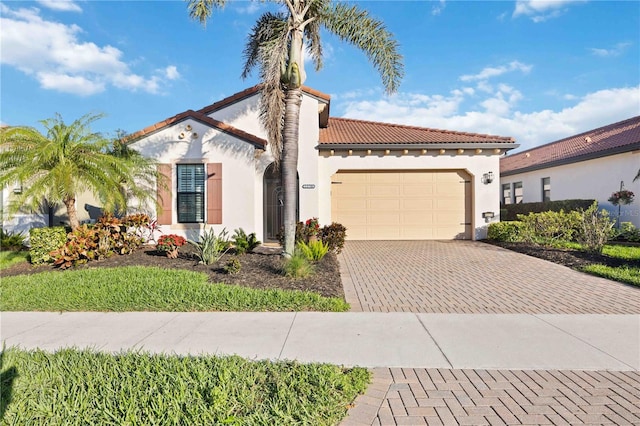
64, 196, 80, 230
282, 87, 302, 257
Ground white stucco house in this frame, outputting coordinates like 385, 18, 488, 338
128, 85, 518, 241
500, 116, 640, 228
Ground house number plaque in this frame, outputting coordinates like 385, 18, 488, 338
301, 184, 316, 189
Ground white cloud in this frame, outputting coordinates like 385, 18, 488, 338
338, 85, 640, 152
513, 0, 586, 22
460, 61, 532, 82
0, 5, 178, 96
590, 42, 632, 57
164, 65, 180, 80
36, 0, 81, 12
234, 2, 262, 15
432, 0, 446, 16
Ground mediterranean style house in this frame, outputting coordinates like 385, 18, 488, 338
500, 116, 640, 228
128, 85, 518, 241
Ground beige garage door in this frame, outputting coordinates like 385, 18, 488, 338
331, 170, 472, 240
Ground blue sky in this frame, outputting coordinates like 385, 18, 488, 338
1, 0, 639, 151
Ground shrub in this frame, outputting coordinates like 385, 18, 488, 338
223, 256, 242, 274
487, 221, 525, 242
1, 229, 26, 250
501, 199, 595, 221
157, 234, 187, 253
190, 228, 230, 265
29, 227, 67, 265
283, 252, 314, 279
51, 225, 101, 269
95, 214, 143, 255
297, 240, 329, 261
516, 210, 581, 244
319, 222, 347, 254
615, 222, 640, 242
576, 202, 614, 253
232, 228, 261, 255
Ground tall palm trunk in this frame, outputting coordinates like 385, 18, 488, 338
281, 87, 302, 257
63, 196, 80, 230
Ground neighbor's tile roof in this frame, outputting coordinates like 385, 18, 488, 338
126, 110, 266, 148
500, 116, 640, 175
318, 117, 515, 145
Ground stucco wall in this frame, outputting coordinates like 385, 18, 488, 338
318, 153, 502, 240
501, 151, 640, 227
132, 118, 259, 240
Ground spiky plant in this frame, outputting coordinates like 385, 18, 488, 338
187, 0, 404, 256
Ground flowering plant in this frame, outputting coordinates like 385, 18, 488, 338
305, 217, 320, 236
608, 190, 635, 206
157, 234, 187, 252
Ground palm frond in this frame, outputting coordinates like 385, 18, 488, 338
321, 2, 404, 94
186, 0, 227, 25
242, 12, 289, 80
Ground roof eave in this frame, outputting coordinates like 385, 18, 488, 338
316, 142, 519, 151
128, 114, 266, 149
501, 142, 640, 176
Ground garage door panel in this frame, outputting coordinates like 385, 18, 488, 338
369, 185, 400, 197
369, 199, 400, 210
331, 170, 471, 240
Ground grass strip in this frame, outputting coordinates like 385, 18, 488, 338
0, 266, 349, 312
601, 244, 640, 261
0, 251, 29, 270
0, 347, 369, 425
580, 264, 640, 287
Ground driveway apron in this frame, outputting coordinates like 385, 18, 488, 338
338, 240, 640, 314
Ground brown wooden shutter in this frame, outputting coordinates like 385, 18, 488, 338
157, 164, 172, 225
207, 163, 222, 224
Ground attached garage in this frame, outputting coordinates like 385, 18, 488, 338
331, 170, 472, 240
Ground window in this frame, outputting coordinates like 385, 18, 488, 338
542, 177, 551, 202
502, 183, 512, 205
177, 164, 205, 223
514, 182, 523, 204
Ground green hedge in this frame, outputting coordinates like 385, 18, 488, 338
487, 221, 525, 242
501, 199, 595, 221
29, 227, 67, 265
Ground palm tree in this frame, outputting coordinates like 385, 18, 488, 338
0, 113, 158, 230
188, 0, 404, 256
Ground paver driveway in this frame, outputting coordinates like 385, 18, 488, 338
338, 241, 640, 314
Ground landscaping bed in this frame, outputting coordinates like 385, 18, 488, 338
485, 241, 640, 270
1, 244, 344, 299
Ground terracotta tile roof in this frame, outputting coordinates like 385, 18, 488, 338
319, 117, 515, 145
126, 109, 266, 148
501, 116, 640, 175
198, 84, 330, 115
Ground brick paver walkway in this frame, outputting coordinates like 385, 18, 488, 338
342, 368, 640, 425
339, 241, 640, 314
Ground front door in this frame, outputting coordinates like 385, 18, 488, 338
264, 164, 284, 241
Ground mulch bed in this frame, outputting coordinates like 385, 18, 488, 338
484, 241, 640, 269
1, 245, 344, 299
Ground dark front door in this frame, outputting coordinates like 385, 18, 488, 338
264, 163, 284, 241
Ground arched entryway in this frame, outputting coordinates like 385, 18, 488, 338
263, 163, 299, 241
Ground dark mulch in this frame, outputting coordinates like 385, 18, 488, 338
484, 241, 640, 269
1, 245, 344, 299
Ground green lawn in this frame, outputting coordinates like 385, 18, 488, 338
601, 244, 640, 261
0, 266, 349, 312
0, 347, 369, 425
580, 264, 640, 287
0, 250, 29, 270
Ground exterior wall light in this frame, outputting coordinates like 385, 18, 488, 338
482, 171, 494, 184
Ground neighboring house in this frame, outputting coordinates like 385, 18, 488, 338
500, 116, 640, 228
128, 85, 519, 241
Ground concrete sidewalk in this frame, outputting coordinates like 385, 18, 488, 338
2, 312, 638, 371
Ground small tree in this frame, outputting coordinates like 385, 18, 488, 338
0, 113, 159, 230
